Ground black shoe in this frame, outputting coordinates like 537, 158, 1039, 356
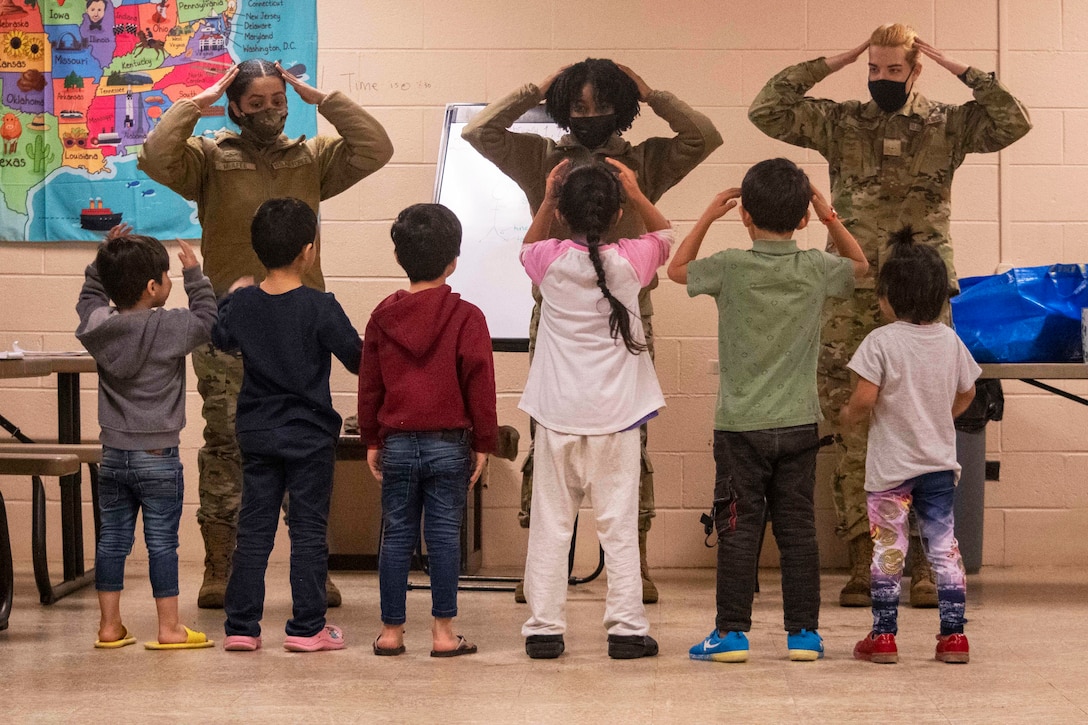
525, 634, 565, 659
608, 634, 659, 659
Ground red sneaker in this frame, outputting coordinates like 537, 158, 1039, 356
935, 633, 970, 664
853, 631, 898, 664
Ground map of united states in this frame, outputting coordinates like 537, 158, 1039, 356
0, 0, 313, 241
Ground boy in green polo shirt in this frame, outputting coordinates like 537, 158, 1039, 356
667, 158, 868, 662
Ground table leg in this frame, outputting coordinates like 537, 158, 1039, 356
0, 490, 12, 630
56, 372, 85, 581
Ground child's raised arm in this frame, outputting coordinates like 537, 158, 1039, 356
811, 186, 868, 279
523, 159, 571, 245
666, 188, 740, 284
604, 158, 669, 234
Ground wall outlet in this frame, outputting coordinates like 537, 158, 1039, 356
985, 460, 1000, 481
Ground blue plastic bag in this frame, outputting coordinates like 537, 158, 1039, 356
951, 264, 1088, 363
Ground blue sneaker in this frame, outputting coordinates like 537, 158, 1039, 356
689, 629, 748, 663
787, 629, 824, 661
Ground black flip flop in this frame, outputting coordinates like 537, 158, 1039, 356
373, 637, 405, 656
430, 635, 478, 658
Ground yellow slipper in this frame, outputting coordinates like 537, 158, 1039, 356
95, 626, 137, 649
144, 626, 215, 650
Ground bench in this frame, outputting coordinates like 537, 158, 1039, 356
0, 443, 102, 607
0, 452, 82, 631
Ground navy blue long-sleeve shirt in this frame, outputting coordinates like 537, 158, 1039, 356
213, 285, 361, 439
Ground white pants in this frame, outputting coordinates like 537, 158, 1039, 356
521, 426, 648, 638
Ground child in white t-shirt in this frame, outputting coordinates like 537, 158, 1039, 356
840, 226, 981, 665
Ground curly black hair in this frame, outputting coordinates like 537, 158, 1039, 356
544, 58, 641, 132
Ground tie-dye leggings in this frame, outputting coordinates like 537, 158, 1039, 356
867, 470, 967, 636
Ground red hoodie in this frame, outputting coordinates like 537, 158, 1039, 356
358, 285, 497, 453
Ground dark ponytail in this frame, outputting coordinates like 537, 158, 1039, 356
877, 225, 950, 324
557, 164, 647, 355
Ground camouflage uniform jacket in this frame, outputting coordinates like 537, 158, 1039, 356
462, 83, 722, 313
138, 92, 394, 296
749, 59, 1031, 290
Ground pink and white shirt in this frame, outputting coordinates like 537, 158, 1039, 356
518, 230, 674, 435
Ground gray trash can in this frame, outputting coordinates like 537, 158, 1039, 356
953, 379, 1003, 574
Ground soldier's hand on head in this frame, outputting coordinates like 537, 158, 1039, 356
616, 63, 651, 101
825, 40, 870, 73
192, 65, 239, 110
276, 61, 326, 105
538, 65, 571, 95
912, 39, 969, 77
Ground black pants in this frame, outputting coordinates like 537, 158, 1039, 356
713, 425, 820, 634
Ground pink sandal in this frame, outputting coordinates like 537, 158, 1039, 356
284, 625, 345, 652
223, 635, 262, 651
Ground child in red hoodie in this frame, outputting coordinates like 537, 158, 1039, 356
359, 203, 498, 658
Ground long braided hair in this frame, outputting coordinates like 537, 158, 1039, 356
556, 163, 648, 355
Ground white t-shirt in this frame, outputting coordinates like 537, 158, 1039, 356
518, 230, 673, 435
847, 321, 982, 492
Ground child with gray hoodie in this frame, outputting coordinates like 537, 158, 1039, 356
76, 230, 217, 650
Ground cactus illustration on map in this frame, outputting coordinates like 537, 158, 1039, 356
25, 133, 54, 174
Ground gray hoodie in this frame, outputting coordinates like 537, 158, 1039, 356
75, 264, 217, 449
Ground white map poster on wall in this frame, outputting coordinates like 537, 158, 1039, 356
0, 0, 316, 242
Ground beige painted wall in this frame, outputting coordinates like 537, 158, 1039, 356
2, 0, 1087, 573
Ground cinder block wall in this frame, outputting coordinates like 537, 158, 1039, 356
2, 1, 1086, 572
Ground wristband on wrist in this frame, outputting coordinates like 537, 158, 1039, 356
820, 208, 838, 225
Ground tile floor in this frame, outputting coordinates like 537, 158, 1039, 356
2, 564, 1088, 723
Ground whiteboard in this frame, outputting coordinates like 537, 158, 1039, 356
434, 104, 564, 352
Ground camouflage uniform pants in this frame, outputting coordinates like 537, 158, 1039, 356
193, 343, 244, 529
519, 285, 656, 533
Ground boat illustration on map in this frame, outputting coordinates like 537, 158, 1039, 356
80, 197, 122, 231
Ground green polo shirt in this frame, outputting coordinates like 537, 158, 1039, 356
688, 239, 855, 432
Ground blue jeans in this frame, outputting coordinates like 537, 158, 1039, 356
95, 447, 184, 598
378, 431, 471, 625
224, 423, 335, 638
868, 470, 967, 636
712, 425, 821, 633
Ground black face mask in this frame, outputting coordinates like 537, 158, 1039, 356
568, 114, 617, 149
868, 76, 914, 113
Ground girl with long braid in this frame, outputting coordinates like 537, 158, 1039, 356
517, 159, 672, 661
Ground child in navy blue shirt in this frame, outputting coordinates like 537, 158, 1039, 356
214, 197, 361, 653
